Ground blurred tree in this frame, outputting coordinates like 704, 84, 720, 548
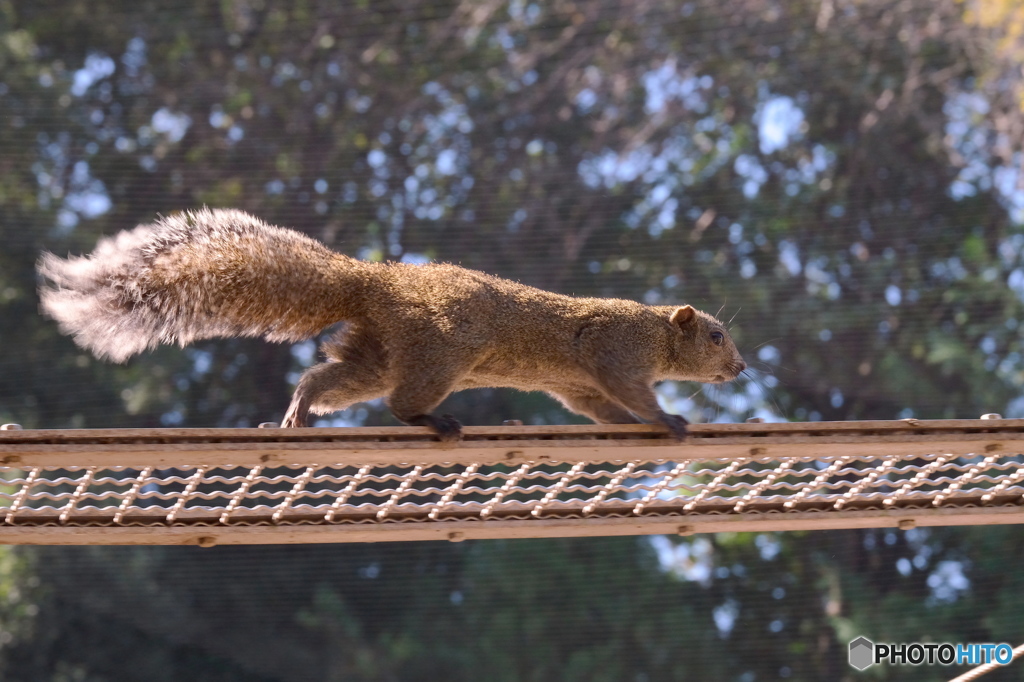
2, 0, 1024, 679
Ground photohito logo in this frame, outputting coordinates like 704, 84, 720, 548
849, 637, 1013, 670
849, 637, 874, 671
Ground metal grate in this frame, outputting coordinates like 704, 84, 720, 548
0, 420, 1022, 545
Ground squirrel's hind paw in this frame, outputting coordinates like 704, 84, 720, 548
281, 402, 310, 428
404, 413, 463, 442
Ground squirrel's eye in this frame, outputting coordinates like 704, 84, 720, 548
710, 331, 724, 346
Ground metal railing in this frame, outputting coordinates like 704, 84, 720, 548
0, 419, 1021, 546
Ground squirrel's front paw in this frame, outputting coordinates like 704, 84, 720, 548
658, 414, 689, 441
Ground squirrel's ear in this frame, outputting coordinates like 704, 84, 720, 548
670, 305, 696, 328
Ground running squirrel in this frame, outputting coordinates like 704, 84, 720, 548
38, 209, 746, 440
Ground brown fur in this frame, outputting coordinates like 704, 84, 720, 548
38, 209, 746, 439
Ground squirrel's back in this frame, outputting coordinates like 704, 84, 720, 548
39, 208, 375, 361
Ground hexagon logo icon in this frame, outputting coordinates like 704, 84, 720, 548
849, 636, 874, 670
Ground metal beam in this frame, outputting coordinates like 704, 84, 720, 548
0, 420, 1021, 545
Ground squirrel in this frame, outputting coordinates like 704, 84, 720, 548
37, 208, 746, 440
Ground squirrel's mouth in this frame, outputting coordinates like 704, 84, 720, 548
724, 360, 747, 380
711, 362, 747, 383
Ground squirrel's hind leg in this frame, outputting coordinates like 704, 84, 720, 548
282, 361, 388, 427
386, 370, 465, 442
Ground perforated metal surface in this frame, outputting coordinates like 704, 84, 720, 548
0, 421, 1022, 545
1, 452, 1021, 525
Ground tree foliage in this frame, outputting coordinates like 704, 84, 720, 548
1, 0, 1024, 678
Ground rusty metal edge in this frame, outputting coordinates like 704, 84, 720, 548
0, 505, 1020, 546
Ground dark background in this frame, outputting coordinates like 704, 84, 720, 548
1, 0, 1024, 679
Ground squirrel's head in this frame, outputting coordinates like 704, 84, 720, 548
664, 305, 746, 384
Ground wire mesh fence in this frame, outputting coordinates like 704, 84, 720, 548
0, 421, 1022, 540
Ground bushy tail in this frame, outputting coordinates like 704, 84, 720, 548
38, 208, 371, 362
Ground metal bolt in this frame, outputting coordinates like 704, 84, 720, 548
0, 424, 23, 431
981, 413, 1003, 420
